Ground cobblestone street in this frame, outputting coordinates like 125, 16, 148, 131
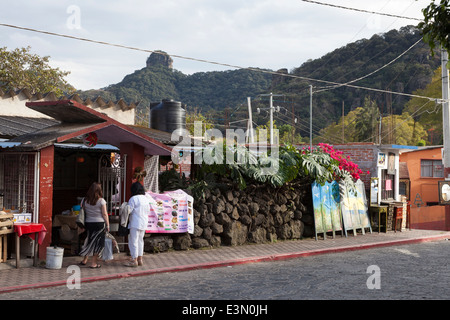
1, 240, 449, 301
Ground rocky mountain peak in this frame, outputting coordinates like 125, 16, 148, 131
146, 50, 173, 69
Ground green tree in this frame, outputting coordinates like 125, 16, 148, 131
418, 0, 450, 64
0, 46, 75, 96
403, 66, 442, 144
354, 97, 380, 142
319, 107, 360, 143
185, 108, 214, 136
278, 124, 303, 145
380, 113, 427, 145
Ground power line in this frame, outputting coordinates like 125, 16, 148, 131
0, 22, 446, 103
302, 0, 419, 80
315, 38, 424, 92
299, 0, 423, 21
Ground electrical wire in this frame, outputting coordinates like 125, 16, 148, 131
315, 37, 424, 93
0, 22, 446, 103
303, 0, 418, 81
299, 0, 423, 21
361, 99, 434, 143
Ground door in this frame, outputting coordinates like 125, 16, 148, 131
98, 153, 127, 215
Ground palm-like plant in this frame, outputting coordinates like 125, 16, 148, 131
192, 142, 360, 191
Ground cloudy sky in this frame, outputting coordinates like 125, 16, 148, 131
0, 0, 431, 91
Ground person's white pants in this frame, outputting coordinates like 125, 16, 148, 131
128, 228, 145, 259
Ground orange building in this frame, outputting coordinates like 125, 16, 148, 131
399, 146, 446, 230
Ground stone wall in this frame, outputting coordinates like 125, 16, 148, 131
144, 181, 315, 253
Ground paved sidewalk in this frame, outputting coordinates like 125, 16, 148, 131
0, 229, 449, 294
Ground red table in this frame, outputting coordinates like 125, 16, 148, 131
14, 223, 47, 268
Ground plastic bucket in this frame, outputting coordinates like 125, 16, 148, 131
46, 246, 64, 269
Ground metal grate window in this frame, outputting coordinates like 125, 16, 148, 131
381, 169, 395, 200
0, 153, 37, 218
98, 153, 126, 216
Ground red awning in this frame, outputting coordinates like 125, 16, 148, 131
10, 100, 172, 156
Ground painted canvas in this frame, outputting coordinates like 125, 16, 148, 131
339, 180, 371, 236
311, 181, 343, 240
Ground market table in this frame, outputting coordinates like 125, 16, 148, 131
14, 223, 47, 268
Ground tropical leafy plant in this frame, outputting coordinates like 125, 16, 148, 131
191, 141, 363, 191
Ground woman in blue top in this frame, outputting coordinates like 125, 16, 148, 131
124, 182, 150, 267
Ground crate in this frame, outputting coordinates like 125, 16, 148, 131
0, 213, 14, 235
0, 213, 14, 263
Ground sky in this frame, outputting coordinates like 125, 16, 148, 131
0, 0, 432, 91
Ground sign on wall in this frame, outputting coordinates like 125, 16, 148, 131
146, 189, 194, 234
387, 152, 396, 175
438, 181, 450, 205
370, 177, 379, 204
377, 152, 386, 167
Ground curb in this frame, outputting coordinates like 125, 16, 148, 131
1, 232, 448, 294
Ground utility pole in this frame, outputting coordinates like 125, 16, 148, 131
247, 97, 254, 144
342, 101, 345, 144
310, 85, 313, 150
260, 93, 283, 145
378, 114, 382, 145
441, 48, 450, 231
270, 93, 274, 145
442, 48, 450, 179
292, 99, 295, 144
440, 48, 450, 231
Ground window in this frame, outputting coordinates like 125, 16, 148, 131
399, 179, 410, 200
0, 153, 37, 218
381, 169, 395, 200
421, 160, 444, 178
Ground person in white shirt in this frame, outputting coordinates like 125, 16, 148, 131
124, 182, 150, 267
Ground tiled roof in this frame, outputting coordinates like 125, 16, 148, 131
0, 88, 139, 111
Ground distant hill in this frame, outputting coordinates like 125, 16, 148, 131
271, 25, 441, 136
78, 50, 272, 117
78, 26, 440, 136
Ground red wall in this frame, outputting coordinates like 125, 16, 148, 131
410, 205, 447, 230
39, 145, 54, 258
120, 142, 144, 201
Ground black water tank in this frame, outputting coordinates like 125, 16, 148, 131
150, 99, 186, 135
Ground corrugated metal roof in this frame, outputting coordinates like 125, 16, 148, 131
54, 143, 119, 151
9, 122, 99, 151
0, 88, 138, 111
0, 141, 21, 149
0, 116, 59, 138
129, 125, 176, 145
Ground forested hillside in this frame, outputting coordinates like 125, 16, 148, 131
271, 26, 441, 138
79, 56, 272, 117
78, 25, 441, 144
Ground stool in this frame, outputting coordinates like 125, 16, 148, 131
394, 206, 403, 232
0, 213, 14, 263
0, 234, 8, 262
369, 205, 388, 233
